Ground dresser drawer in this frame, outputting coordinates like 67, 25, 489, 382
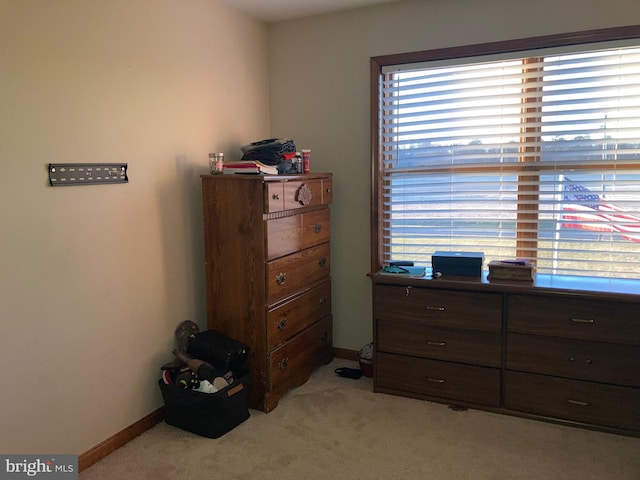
377, 319, 501, 367
266, 209, 330, 260
506, 333, 640, 387
376, 352, 501, 406
374, 285, 502, 332
269, 315, 333, 391
321, 178, 333, 205
266, 243, 330, 305
508, 294, 640, 345
301, 208, 330, 250
504, 371, 640, 431
267, 280, 331, 349
265, 181, 285, 213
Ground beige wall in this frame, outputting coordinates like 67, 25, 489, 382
0, 0, 268, 454
267, 0, 640, 352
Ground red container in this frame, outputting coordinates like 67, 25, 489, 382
359, 359, 373, 377
302, 149, 311, 174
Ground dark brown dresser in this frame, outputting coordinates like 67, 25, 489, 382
372, 272, 640, 436
202, 173, 334, 412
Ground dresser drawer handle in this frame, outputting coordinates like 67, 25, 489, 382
326, 188, 332, 193
426, 341, 446, 346
570, 317, 594, 324
319, 296, 328, 306
426, 306, 445, 312
276, 272, 286, 285
568, 357, 593, 365
279, 357, 289, 371
567, 399, 590, 406
314, 224, 322, 233
426, 377, 446, 384
319, 257, 327, 268
277, 317, 288, 331
272, 193, 280, 200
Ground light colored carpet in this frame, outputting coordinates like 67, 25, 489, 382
80, 360, 640, 480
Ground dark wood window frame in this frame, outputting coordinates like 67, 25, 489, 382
370, 24, 640, 273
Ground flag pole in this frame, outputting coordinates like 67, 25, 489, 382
552, 173, 564, 274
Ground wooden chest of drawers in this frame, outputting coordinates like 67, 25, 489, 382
374, 284, 502, 407
372, 273, 640, 436
504, 293, 640, 432
202, 173, 333, 412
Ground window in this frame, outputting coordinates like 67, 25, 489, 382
371, 26, 640, 279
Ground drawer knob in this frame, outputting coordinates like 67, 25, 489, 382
570, 317, 595, 324
272, 193, 280, 200
426, 306, 445, 312
321, 331, 329, 342
326, 188, 331, 193
277, 317, 288, 331
319, 296, 328, 306
427, 341, 446, 347
276, 272, 287, 285
314, 224, 322, 233
319, 257, 327, 268
426, 377, 446, 384
279, 357, 289, 371
405, 286, 412, 297
567, 399, 590, 406
568, 356, 593, 365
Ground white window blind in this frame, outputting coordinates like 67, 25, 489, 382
379, 43, 640, 278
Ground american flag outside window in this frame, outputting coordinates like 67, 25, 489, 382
562, 178, 640, 242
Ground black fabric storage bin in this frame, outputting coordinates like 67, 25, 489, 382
158, 369, 251, 438
187, 330, 249, 372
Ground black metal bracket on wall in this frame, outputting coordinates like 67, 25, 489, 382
48, 163, 128, 186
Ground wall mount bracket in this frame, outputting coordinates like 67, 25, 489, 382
48, 163, 128, 186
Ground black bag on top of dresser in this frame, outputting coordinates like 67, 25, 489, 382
240, 138, 296, 165
187, 330, 249, 373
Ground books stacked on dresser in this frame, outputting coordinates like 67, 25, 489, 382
223, 160, 278, 175
488, 259, 536, 281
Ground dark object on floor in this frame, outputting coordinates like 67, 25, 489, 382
448, 405, 469, 411
159, 368, 251, 438
335, 367, 363, 379
187, 330, 249, 373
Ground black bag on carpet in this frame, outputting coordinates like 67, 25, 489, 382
187, 330, 249, 373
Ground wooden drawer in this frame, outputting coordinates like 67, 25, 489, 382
376, 352, 501, 406
508, 294, 640, 345
377, 319, 501, 367
266, 243, 330, 305
269, 315, 333, 392
321, 178, 333, 205
267, 280, 331, 349
265, 181, 285, 213
504, 370, 640, 431
266, 208, 330, 260
266, 179, 332, 213
301, 208, 330, 250
374, 285, 502, 332
506, 333, 640, 387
